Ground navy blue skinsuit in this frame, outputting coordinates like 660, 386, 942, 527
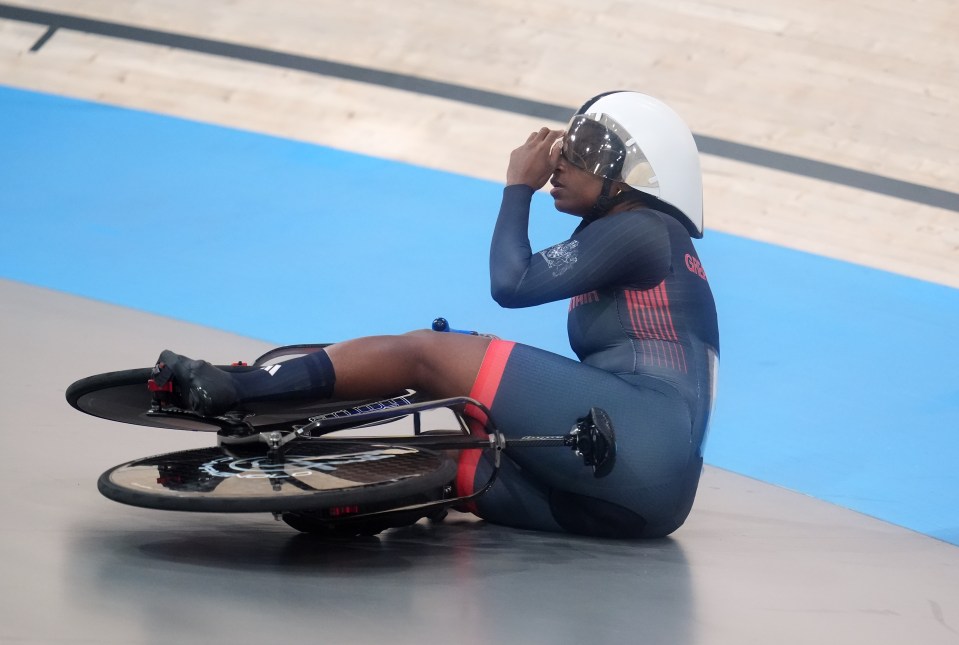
462, 184, 720, 538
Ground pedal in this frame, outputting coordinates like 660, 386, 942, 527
147, 375, 175, 409
570, 407, 616, 478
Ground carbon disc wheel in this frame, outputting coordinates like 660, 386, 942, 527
67, 368, 418, 431
97, 440, 457, 513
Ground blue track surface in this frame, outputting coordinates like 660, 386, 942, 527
3, 85, 958, 544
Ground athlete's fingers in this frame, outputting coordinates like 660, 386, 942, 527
529, 126, 558, 142
529, 126, 551, 142
508, 129, 564, 187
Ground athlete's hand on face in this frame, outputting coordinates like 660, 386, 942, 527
506, 127, 564, 190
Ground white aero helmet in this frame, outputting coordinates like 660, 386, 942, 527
562, 91, 704, 237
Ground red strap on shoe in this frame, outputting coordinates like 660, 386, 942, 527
148, 379, 173, 393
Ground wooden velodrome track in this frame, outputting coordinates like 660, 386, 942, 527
1, 2, 957, 644
1, 0, 957, 286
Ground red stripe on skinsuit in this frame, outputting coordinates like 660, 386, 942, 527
647, 285, 676, 368
626, 289, 644, 338
455, 340, 516, 512
639, 289, 666, 367
654, 283, 679, 341
654, 284, 688, 371
648, 284, 673, 341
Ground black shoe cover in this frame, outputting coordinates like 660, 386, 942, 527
156, 350, 239, 416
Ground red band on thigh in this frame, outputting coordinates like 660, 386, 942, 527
455, 339, 515, 508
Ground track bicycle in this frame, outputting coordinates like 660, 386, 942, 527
65, 321, 617, 537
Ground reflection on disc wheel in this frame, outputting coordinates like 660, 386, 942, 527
98, 441, 457, 513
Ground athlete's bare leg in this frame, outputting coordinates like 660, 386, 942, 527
324, 330, 493, 401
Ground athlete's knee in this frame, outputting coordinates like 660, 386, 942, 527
386, 331, 433, 387
393, 329, 469, 395
401, 329, 436, 339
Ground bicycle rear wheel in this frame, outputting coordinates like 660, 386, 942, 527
97, 440, 457, 513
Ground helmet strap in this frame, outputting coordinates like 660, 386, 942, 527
589, 182, 645, 220
588, 178, 616, 220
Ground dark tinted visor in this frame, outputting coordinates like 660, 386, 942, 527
561, 115, 627, 180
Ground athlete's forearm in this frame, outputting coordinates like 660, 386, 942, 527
490, 187, 673, 308
489, 185, 535, 307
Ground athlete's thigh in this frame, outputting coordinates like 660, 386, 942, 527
482, 343, 697, 532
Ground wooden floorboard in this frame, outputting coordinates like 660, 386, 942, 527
1, 0, 956, 287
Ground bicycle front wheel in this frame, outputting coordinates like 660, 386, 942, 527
97, 440, 457, 513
